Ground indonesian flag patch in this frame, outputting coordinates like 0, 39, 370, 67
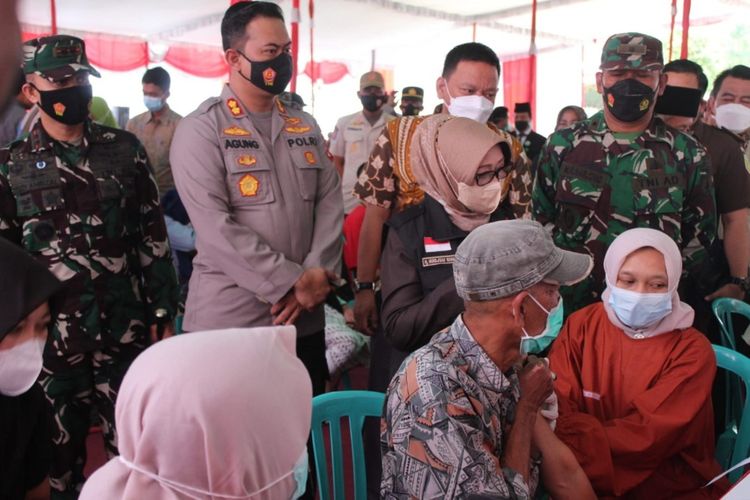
424, 237, 451, 253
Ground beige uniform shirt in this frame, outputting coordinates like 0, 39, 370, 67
127, 106, 182, 194
330, 110, 394, 213
171, 85, 343, 335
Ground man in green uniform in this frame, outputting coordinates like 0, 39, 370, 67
532, 32, 716, 315
0, 35, 179, 498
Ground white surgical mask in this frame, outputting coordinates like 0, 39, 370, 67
143, 95, 165, 113
607, 286, 672, 330
457, 178, 505, 214
290, 449, 309, 499
444, 84, 494, 123
715, 103, 750, 134
0, 336, 46, 396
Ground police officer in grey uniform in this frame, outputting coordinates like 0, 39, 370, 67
171, 1, 343, 395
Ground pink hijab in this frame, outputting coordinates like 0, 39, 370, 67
79, 327, 312, 500
410, 114, 514, 231
601, 228, 694, 338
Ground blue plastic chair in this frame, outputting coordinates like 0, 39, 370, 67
712, 298, 750, 350
311, 390, 385, 500
714, 345, 750, 482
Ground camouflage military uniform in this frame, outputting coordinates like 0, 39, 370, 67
0, 35, 179, 498
532, 115, 716, 314
532, 32, 717, 315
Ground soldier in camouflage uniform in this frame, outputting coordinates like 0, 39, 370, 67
0, 35, 179, 498
532, 32, 716, 315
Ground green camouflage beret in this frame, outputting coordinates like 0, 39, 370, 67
600, 33, 663, 71
23, 35, 101, 81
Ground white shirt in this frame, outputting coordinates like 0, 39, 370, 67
330, 110, 394, 213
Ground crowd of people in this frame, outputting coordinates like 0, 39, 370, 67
1, 0, 749, 499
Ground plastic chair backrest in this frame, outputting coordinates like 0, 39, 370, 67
714, 345, 750, 482
311, 390, 385, 500
712, 298, 750, 351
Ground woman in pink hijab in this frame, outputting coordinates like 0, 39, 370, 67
80, 327, 312, 500
549, 228, 727, 499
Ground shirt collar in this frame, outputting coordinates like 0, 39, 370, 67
586, 110, 674, 148
449, 315, 516, 392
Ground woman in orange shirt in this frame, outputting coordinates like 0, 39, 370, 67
549, 228, 728, 499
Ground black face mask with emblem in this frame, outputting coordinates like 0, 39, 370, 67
603, 78, 656, 123
33, 84, 92, 125
238, 51, 293, 96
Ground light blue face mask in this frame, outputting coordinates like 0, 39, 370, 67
521, 293, 564, 355
607, 286, 672, 330
143, 95, 164, 112
290, 449, 309, 499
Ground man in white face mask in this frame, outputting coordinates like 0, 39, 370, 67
0, 238, 62, 500
708, 64, 750, 171
351, 43, 533, 337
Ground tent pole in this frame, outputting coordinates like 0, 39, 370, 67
680, 0, 691, 58
668, 0, 677, 61
309, 0, 315, 114
291, 0, 300, 92
50, 0, 57, 35
530, 0, 538, 130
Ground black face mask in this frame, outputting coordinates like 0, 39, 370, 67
34, 84, 92, 125
515, 120, 529, 132
402, 103, 420, 116
360, 94, 384, 112
603, 78, 656, 123
238, 51, 293, 95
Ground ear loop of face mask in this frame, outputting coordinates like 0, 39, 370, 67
118, 449, 306, 499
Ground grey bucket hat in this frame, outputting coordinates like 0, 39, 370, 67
453, 220, 593, 301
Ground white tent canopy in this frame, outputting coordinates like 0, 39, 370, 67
16, 0, 750, 134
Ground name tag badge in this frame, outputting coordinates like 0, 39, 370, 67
421, 255, 455, 268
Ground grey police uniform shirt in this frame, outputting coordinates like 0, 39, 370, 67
170, 84, 344, 336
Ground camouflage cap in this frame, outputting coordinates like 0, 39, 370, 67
401, 86, 424, 100
600, 33, 663, 71
23, 35, 101, 81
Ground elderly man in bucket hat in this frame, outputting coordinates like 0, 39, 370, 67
532, 32, 717, 318
0, 34, 178, 498
381, 219, 596, 499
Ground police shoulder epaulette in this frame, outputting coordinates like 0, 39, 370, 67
387, 202, 425, 229
194, 96, 222, 115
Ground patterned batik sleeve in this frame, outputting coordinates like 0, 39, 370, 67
385, 386, 533, 499
352, 127, 398, 210
0, 153, 21, 243
133, 143, 180, 322
680, 140, 717, 275
508, 138, 533, 220
531, 137, 564, 231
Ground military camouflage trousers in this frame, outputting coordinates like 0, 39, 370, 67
38, 339, 146, 500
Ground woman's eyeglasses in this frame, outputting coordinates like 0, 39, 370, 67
475, 163, 512, 186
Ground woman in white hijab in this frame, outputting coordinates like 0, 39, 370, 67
549, 228, 727, 498
80, 327, 312, 499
